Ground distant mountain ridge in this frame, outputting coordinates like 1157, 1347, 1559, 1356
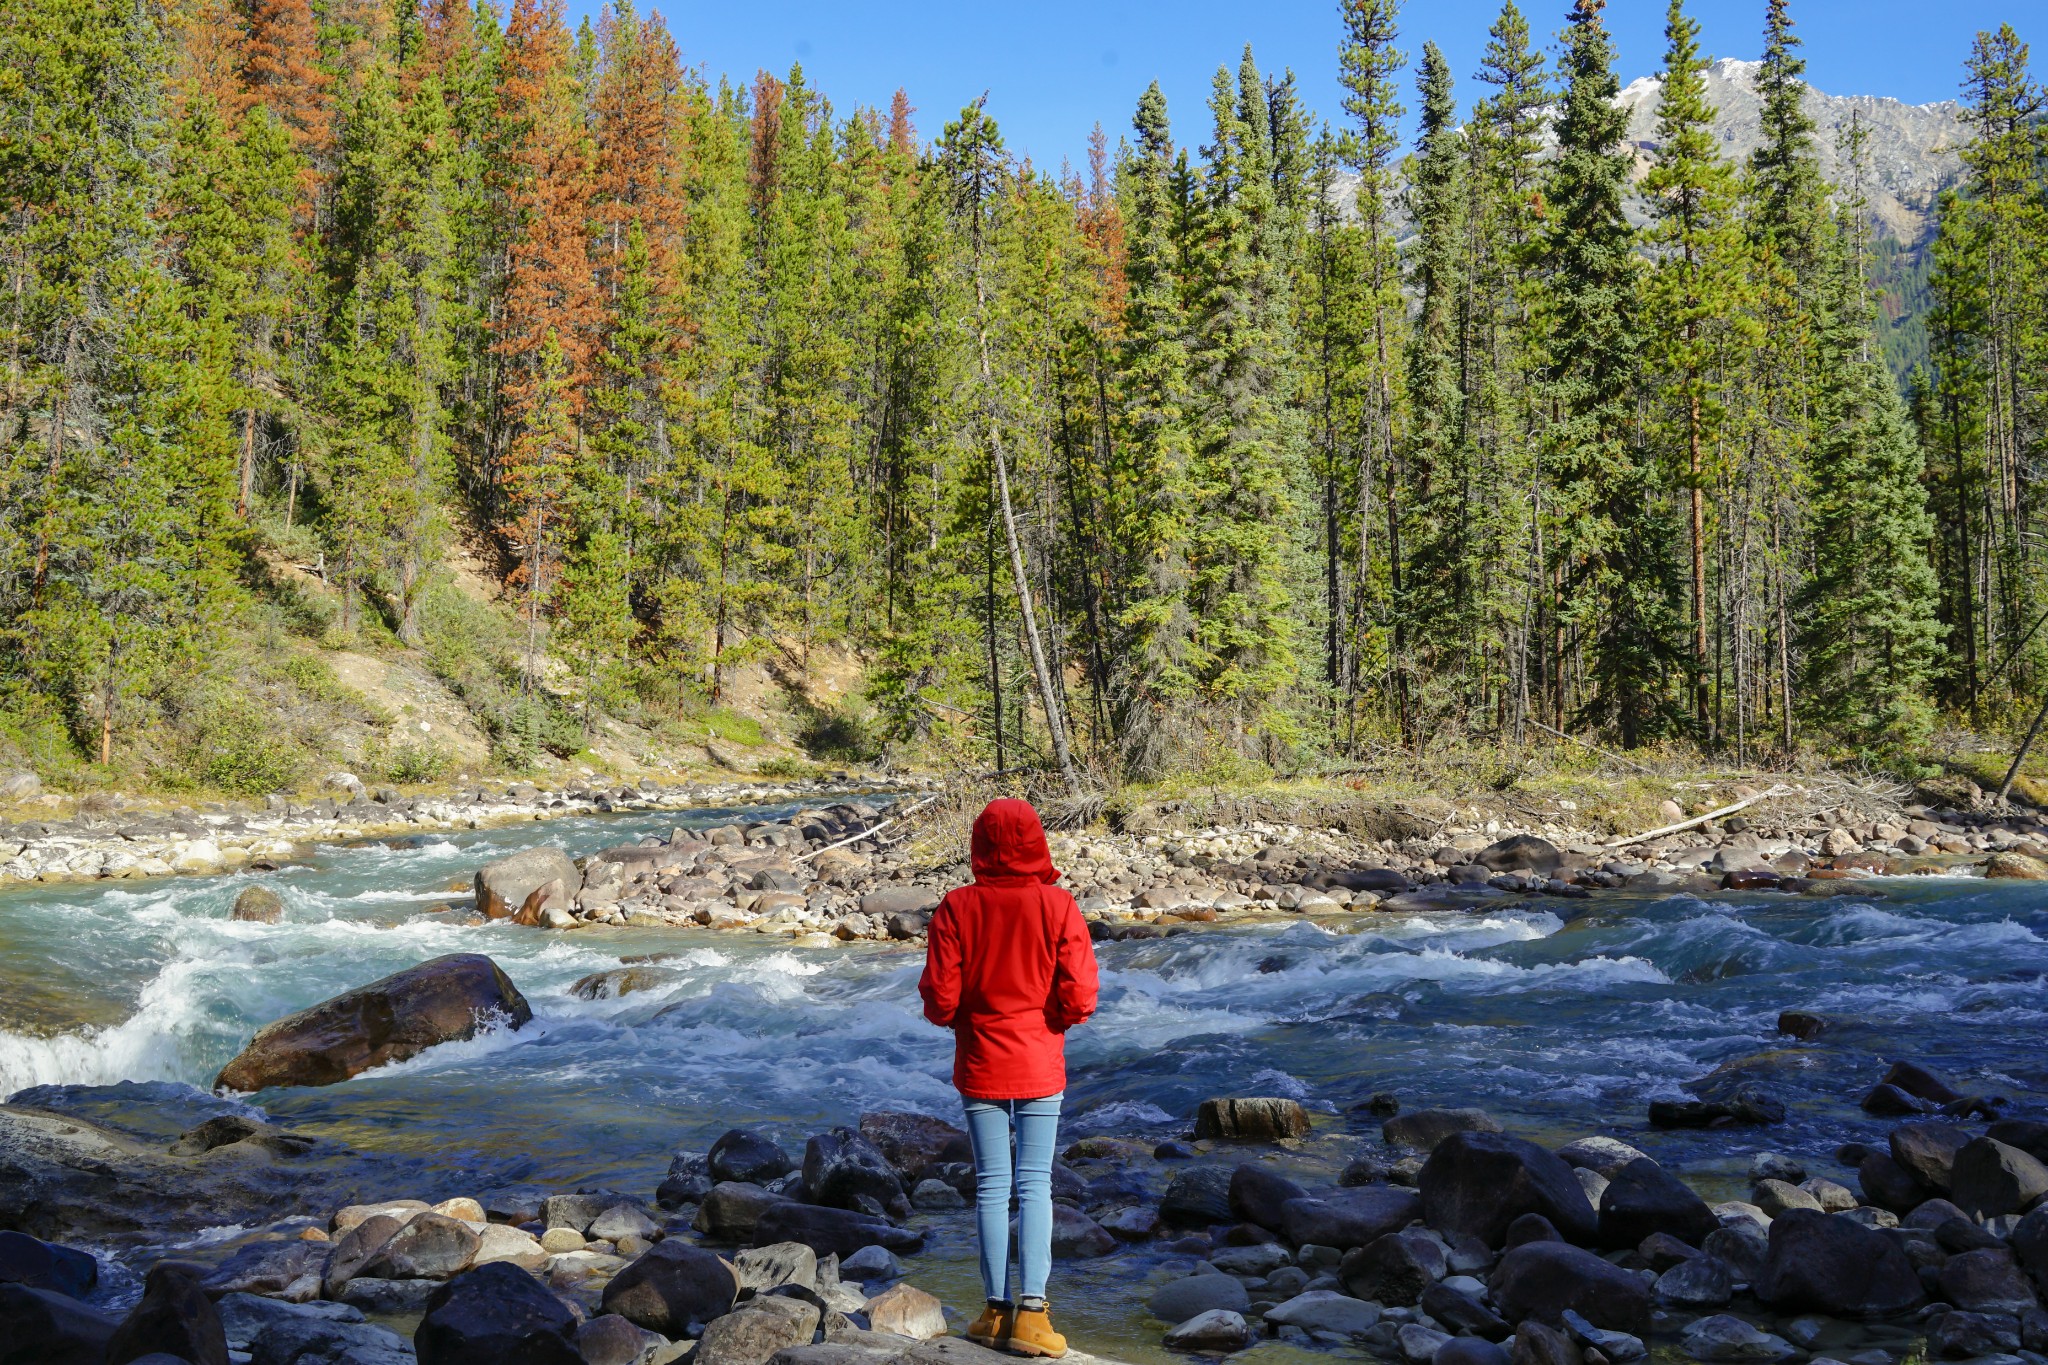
1616, 57, 1968, 245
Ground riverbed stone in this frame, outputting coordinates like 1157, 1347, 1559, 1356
214, 953, 532, 1091
1951, 1139, 2048, 1220
1194, 1097, 1311, 1141
1655, 1253, 1735, 1308
1488, 1242, 1652, 1336
858, 1112, 968, 1178
416, 1261, 582, 1365
864, 1283, 945, 1339
750, 1202, 923, 1258
1265, 1289, 1378, 1336
1421, 1132, 1599, 1248
473, 1224, 548, 1271
1680, 1313, 1798, 1361
1149, 1273, 1250, 1322
1754, 1208, 1925, 1318
1939, 1248, 2040, 1314
1597, 1158, 1717, 1248
340, 1277, 440, 1314
1891, 1122, 1974, 1193
0, 1282, 119, 1365
232, 885, 284, 923
1754, 1178, 1824, 1217
1161, 1166, 1236, 1225
600, 1240, 737, 1335
573, 1313, 676, 1365
0, 1230, 98, 1297
803, 1128, 908, 1218
1385, 1108, 1503, 1153
696, 1296, 820, 1365
590, 1204, 660, 1244
1555, 1138, 1650, 1179
1228, 1165, 1309, 1232
474, 846, 580, 921
1436, 1339, 1512, 1365
1164, 1309, 1253, 1351
711, 1129, 796, 1185
733, 1242, 818, 1295
361, 1211, 479, 1280
1282, 1186, 1423, 1250
1050, 1205, 1116, 1258
696, 1182, 790, 1241
105, 1262, 228, 1365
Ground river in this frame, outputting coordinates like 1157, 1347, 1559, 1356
1, 799, 2043, 1359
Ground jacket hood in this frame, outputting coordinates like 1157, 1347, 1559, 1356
970, 798, 1061, 884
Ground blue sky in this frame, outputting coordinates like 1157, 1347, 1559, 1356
572, 0, 2022, 168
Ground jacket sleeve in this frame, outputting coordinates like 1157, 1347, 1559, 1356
919, 895, 962, 1028
1050, 893, 1100, 1031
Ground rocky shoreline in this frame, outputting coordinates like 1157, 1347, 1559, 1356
4, 1076, 2044, 1365
0, 773, 929, 888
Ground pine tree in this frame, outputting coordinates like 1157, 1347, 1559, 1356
1641, 0, 1752, 737
1547, 0, 1678, 745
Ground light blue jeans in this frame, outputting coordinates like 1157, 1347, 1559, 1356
962, 1093, 1064, 1304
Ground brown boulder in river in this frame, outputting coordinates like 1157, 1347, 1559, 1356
473, 846, 579, 924
214, 954, 532, 1092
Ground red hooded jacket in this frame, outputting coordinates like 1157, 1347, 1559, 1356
919, 799, 1100, 1100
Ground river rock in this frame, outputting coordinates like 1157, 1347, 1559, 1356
1424, 1282, 1510, 1340
416, 1261, 581, 1365
1210, 1241, 1293, 1277
1859, 1151, 1931, 1212
1436, 1339, 1512, 1365
232, 886, 284, 923
696, 1296, 820, 1365
1939, 1248, 2040, 1314
600, 1241, 737, 1335
1984, 852, 2048, 879
1508, 1320, 1579, 1365
1989, 1120, 2048, 1164
1555, 1138, 1650, 1179
1597, 1158, 1717, 1248
1420, 1132, 1598, 1248
1050, 1204, 1116, 1258
1951, 1138, 2048, 1219
214, 953, 531, 1091
1655, 1253, 1734, 1308
1149, 1273, 1250, 1322
1385, 1109, 1503, 1152
473, 847, 579, 922
1228, 1164, 1309, 1232
1930, 1309, 2023, 1358
1281, 1186, 1423, 1249
733, 1242, 818, 1295
0, 1282, 120, 1365
1265, 1289, 1379, 1336
696, 1182, 790, 1241
864, 1283, 945, 1339
0, 1230, 97, 1297
857, 1112, 968, 1177
473, 1224, 547, 1271
1752, 1179, 1822, 1217
1160, 1166, 1235, 1225
361, 1211, 479, 1280
574, 1313, 674, 1365
1164, 1309, 1253, 1351
859, 887, 940, 918
1341, 1230, 1447, 1305
324, 1214, 404, 1295
1891, 1121, 1974, 1192
1489, 1242, 1651, 1336
803, 1128, 908, 1218
1754, 1208, 1924, 1317
710, 1130, 796, 1185
751, 1202, 923, 1258
1194, 1097, 1311, 1141
1476, 836, 1561, 875
1680, 1313, 1797, 1361
2015, 1207, 2048, 1290
590, 1204, 660, 1244
340, 1277, 440, 1314
105, 1262, 228, 1365
247, 1311, 414, 1365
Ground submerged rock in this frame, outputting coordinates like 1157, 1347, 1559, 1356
214, 953, 532, 1091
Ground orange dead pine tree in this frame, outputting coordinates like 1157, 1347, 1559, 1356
494, 0, 600, 687
591, 7, 687, 295
235, 0, 333, 159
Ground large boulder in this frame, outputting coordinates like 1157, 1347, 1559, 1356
415, 1262, 582, 1365
1280, 1186, 1422, 1250
1420, 1132, 1598, 1248
1475, 836, 1561, 875
215, 954, 532, 1091
803, 1128, 909, 1218
750, 1202, 923, 1258
1194, 1097, 1312, 1141
1384, 1109, 1502, 1153
1229, 1165, 1309, 1233
1950, 1138, 2048, 1219
1597, 1159, 1717, 1248
0, 1282, 119, 1365
1754, 1208, 1924, 1318
695, 1297, 819, 1365
105, 1262, 228, 1365
1160, 1166, 1235, 1226
695, 1183, 790, 1241
1938, 1247, 2040, 1315
856, 1112, 968, 1179
1890, 1121, 1973, 1193
0, 1231, 97, 1297
473, 847, 579, 923
360, 1212, 480, 1280
1488, 1242, 1651, 1336
1340, 1230, 1447, 1306
709, 1130, 795, 1185
599, 1241, 737, 1336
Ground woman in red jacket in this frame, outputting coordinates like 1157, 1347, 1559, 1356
919, 798, 1099, 1358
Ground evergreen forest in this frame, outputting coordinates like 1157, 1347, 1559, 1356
3, 0, 2046, 791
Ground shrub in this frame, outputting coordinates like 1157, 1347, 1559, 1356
191, 703, 305, 795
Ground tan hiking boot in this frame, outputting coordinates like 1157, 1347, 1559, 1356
966, 1302, 1013, 1349
1006, 1304, 1067, 1358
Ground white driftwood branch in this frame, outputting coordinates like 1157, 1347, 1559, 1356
793, 795, 941, 863
1605, 784, 1793, 848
